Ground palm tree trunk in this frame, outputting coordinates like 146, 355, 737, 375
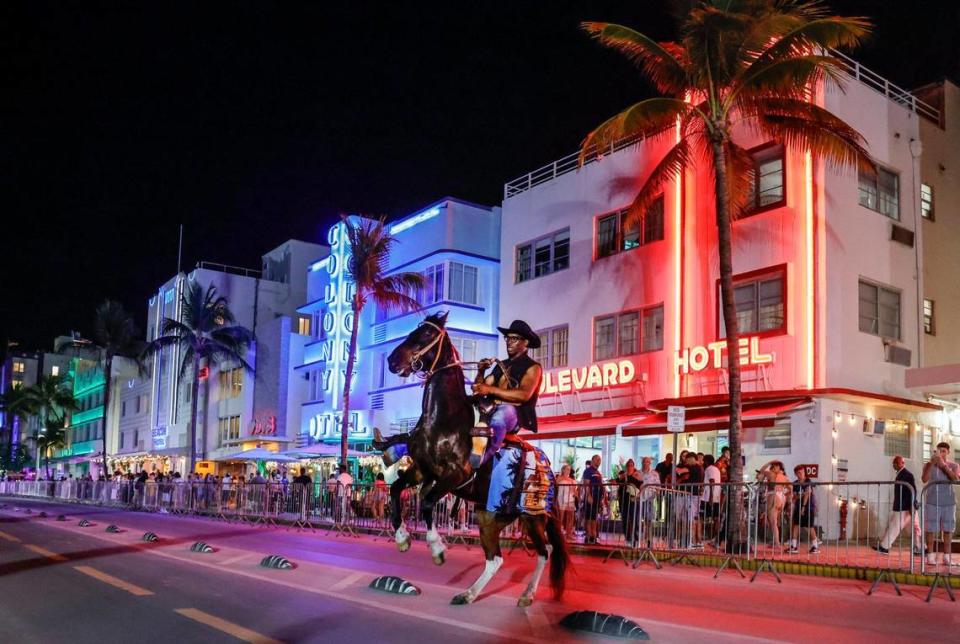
339, 303, 361, 473
189, 362, 201, 475
712, 138, 746, 552
35, 409, 46, 474
101, 354, 113, 480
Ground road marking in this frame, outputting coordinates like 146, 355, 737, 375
175, 608, 282, 644
24, 544, 68, 561
220, 552, 255, 566
74, 565, 155, 596
0, 530, 21, 542
525, 604, 551, 630
329, 570, 366, 591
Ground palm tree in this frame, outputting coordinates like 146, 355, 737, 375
579, 1, 873, 547
92, 300, 144, 479
142, 282, 254, 475
339, 216, 425, 472
32, 419, 67, 479
0, 384, 32, 464
17, 375, 78, 472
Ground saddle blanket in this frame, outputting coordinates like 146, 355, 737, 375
487, 445, 555, 516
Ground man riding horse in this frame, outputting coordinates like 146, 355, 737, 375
376, 313, 569, 606
375, 319, 543, 493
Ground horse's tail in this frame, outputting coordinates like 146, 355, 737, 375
545, 511, 571, 599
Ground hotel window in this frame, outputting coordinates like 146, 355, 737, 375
11, 379, 22, 389
419, 264, 445, 305
51, 365, 60, 376
133, 429, 139, 448
883, 420, 910, 458
858, 280, 900, 339
450, 337, 478, 365
594, 305, 663, 361
298, 316, 311, 336
763, 422, 791, 453
858, 165, 899, 220
532, 326, 569, 369
119, 431, 125, 450
448, 262, 479, 305
121, 401, 126, 417
135, 395, 141, 414
13, 361, 24, 373
720, 269, 785, 336
230, 368, 243, 398
641, 306, 665, 352
746, 144, 786, 212
920, 183, 934, 220
924, 299, 935, 335
595, 197, 664, 259
516, 228, 569, 282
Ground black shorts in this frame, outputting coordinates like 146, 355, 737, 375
792, 509, 816, 528
584, 501, 600, 520
700, 501, 720, 518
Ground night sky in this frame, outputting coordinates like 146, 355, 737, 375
3, 1, 957, 351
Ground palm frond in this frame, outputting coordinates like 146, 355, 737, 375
622, 138, 693, 233
580, 22, 687, 94
748, 16, 871, 72
579, 98, 688, 165
741, 97, 873, 171
734, 54, 847, 100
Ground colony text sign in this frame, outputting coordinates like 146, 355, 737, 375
539, 359, 636, 394
674, 336, 773, 375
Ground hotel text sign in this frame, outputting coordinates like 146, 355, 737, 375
674, 337, 773, 374
539, 359, 636, 394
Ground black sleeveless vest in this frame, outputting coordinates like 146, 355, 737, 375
490, 352, 541, 432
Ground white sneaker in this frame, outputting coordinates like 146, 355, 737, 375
945, 554, 954, 566
927, 553, 940, 566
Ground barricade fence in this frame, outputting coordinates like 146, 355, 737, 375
2, 478, 956, 577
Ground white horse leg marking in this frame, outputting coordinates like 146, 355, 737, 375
518, 555, 548, 607
395, 523, 411, 551
454, 556, 503, 604
426, 526, 446, 563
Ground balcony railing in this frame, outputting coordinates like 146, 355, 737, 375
503, 50, 941, 199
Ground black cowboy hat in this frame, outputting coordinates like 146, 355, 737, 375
496, 320, 541, 349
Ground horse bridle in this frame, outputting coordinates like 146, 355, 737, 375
407, 320, 461, 380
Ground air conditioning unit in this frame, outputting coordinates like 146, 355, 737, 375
891, 224, 915, 247
862, 418, 886, 435
884, 343, 912, 366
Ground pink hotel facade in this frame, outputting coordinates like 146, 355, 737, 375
499, 66, 959, 484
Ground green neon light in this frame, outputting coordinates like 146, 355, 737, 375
70, 406, 104, 425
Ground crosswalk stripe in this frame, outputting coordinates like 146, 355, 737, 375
0, 530, 21, 542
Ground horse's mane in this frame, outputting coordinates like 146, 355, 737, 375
423, 311, 448, 328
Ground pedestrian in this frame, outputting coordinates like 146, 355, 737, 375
758, 460, 790, 549
700, 454, 722, 543
555, 464, 577, 538
875, 455, 922, 555
616, 459, 643, 548
717, 446, 731, 483
921, 442, 959, 566
637, 456, 661, 548
655, 453, 673, 486
373, 472, 388, 521
788, 465, 820, 554
675, 452, 703, 548
581, 455, 604, 544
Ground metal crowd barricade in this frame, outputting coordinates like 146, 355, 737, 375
918, 480, 959, 602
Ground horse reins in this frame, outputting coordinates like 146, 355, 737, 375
408, 320, 461, 381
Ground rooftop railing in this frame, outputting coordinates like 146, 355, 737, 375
504, 50, 942, 199
196, 261, 262, 278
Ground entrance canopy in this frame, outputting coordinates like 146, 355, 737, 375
527, 411, 648, 441
283, 443, 376, 459
620, 399, 811, 437
212, 447, 298, 463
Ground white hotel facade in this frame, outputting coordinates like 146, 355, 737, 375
497, 68, 960, 485
292, 198, 501, 466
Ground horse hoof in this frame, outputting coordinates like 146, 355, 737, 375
397, 540, 411, 553
451, 593, 472, 605
432, 552, 446, 566
517, 596, 533, 608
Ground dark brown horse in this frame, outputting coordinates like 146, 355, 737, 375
386, 312, 570, 606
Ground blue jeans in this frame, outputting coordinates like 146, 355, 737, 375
485, 404, 520, 461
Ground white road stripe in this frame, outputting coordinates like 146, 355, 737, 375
330, 571, 366, 591
220, 552, 255, 566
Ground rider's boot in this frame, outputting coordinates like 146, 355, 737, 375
372, 427, 409, 451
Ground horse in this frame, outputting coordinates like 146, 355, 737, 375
385, 312, 570, 607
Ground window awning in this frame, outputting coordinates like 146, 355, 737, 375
526, 412, 647, 441
621, 399, 811, 437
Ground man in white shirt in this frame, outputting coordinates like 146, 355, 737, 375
639, 457, 661, 548
701, 454, 722, 544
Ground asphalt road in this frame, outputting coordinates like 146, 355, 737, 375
0, 498, 953, 644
